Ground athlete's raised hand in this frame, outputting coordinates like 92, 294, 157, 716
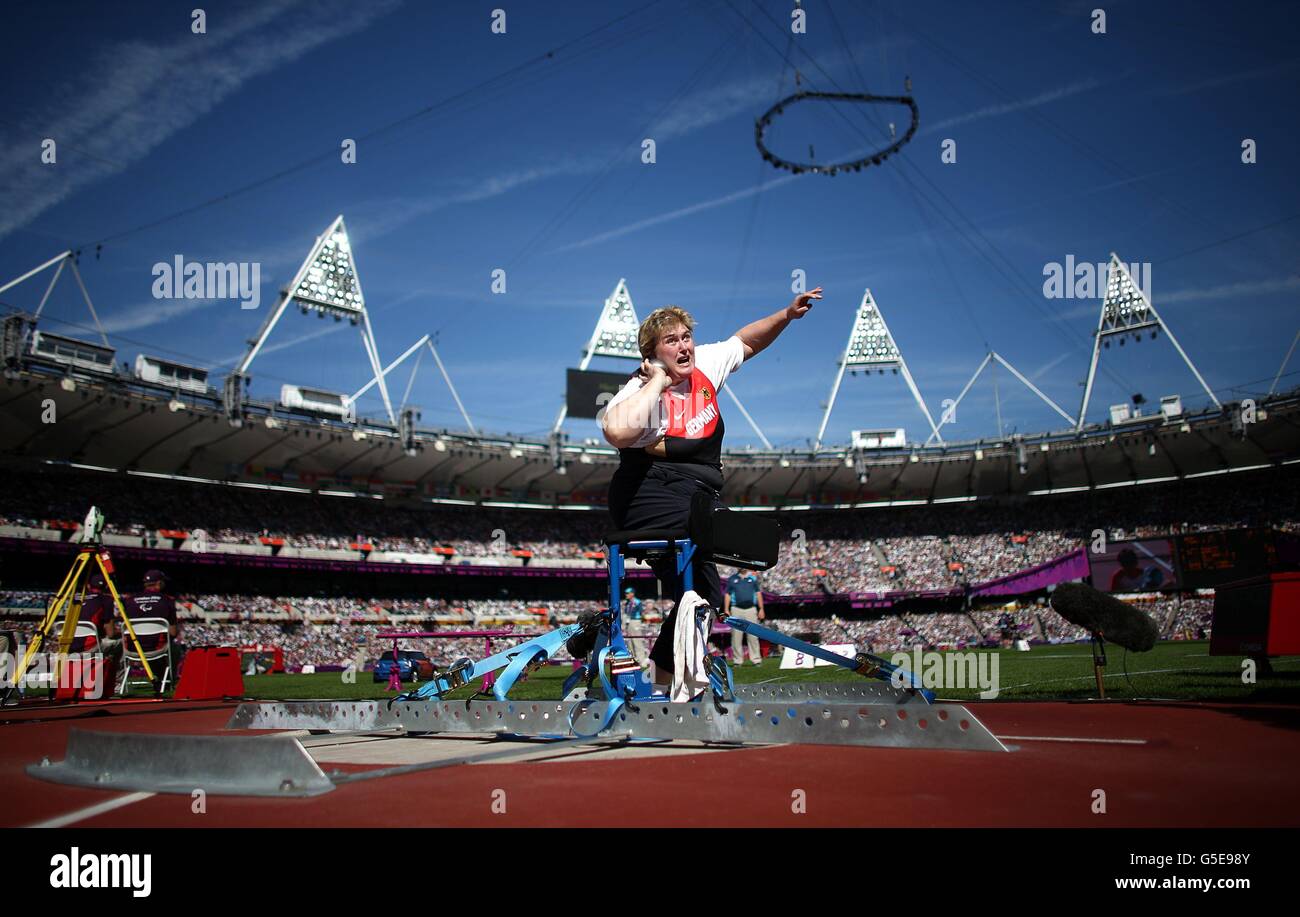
787, 286, 822, 319
636, 358, 670, 386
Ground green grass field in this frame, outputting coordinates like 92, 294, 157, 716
239, 641, 1300, 704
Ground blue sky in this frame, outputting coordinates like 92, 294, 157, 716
1, 0, 1297, 449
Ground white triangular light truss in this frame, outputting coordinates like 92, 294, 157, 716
1099, 254, 1155, 337
816, 288, 940, 449
589, 278, 641, 359
925, 351, 1078, 446
552, 279, 640, 434
1077, 252, 1221, 431
844, 289, 903, 368
235, 215, 396, 426
0, 250, 109, 347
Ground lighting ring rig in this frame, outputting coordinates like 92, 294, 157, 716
755, 90, 919, 176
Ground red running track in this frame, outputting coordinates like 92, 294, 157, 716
3, 698, 1298, 828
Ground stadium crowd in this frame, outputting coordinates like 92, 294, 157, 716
178, 594, 672, 625
0, 591, 1220, 671
3, 467, 1296, 600
0, 464, 1287, 672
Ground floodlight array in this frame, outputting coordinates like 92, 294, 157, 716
592, 284, 641, 358
845, 302, 901, 366
294, 230, 364, 315
1101, 264, 1153, 333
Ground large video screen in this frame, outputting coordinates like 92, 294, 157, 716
1176, 529, 1277, 589
1091, 538, 1177, 593
565, 368, 633, 419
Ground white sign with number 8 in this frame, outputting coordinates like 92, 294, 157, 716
780, 648, 815, 669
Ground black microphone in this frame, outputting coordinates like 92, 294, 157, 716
1050, 582, 1160, 652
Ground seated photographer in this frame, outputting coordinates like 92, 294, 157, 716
75, 574, 125, 694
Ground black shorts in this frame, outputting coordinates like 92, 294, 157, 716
609, 462, 723, 674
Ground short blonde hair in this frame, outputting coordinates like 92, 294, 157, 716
638, 306, 695, 359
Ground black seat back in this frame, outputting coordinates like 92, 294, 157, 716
689, 491, 782, 571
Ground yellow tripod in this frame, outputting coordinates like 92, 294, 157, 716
12, 545, 154, 697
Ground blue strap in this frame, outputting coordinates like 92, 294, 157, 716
492, 646, 546, 701
561, 664, 590, 698
725, 615, 934, 701
595, 645, 617, 699
566, 646, 629, 738
567, 693, 625, 739
707, 656, 734, 700
403, 623, 580, 701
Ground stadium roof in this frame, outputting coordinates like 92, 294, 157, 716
2, 362, 1296, 509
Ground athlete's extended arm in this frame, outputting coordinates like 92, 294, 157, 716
735, 287, 822, 361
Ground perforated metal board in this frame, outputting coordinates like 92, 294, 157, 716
577, 699, 1006, 751
228, 696, 1006, 752
732, 682, 931, 704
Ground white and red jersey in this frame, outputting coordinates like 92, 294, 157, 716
605, 336, 744, 485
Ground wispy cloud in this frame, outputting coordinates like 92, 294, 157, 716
547, 129, 901, 255
342, 39, 910, 254
648, 37, 908, 142
1149, 59, 1300, 98
648, 73, 778, 143
1045, 275, 1300, 323
1030, 350, 1074, 380
97, 157, 603, 338
1047, 301, 1104, 322
548, 173, 801, 254
1159, 275, 1300, 305
347, 156, 604, 247
921, 78, 1102, 136
100, 296, 222, 334
547, 73, 1107, 256
0, 0, 402, 240
212, 321, 349, 369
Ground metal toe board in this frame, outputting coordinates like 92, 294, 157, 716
28, 728, 335, 797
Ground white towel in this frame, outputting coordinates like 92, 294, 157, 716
671, 590, 713, 702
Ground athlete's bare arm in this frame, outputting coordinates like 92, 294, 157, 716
735, 287, 822, 361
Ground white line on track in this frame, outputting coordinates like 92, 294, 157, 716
26, 791, 156, 829
1000, 657, 1300, 693
998, 667, 1211, 691
995, 735, 1147, 745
